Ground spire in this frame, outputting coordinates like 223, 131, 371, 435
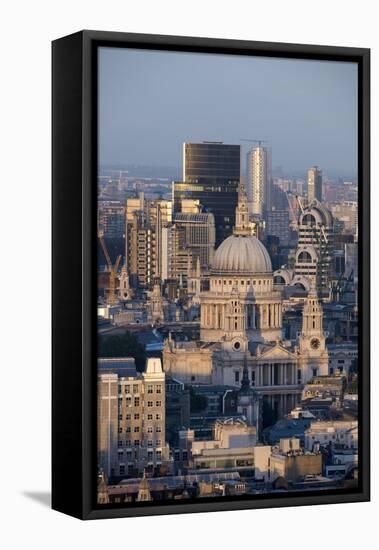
239, 356, 253, 395
196, 256, 201, 278
97, 470, 110, 504
234, 180, 251, 236
301, 280, 323, 336
137, 470, 152, 502
308, 277, 318, 298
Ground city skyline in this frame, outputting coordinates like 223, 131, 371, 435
99, 47, 358, 178
97, 47, 360, 506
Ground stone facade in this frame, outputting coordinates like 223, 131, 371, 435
97, 358, 170, 478
162, 183, 329, 420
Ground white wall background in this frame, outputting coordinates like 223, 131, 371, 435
0, 1, 376, 548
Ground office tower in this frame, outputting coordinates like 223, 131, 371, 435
98, 201, 125, 238
331, 201, 358, 237
270, 183, 288, 211
294, 200, 334, 294
160, 226, 173, 281
307, 166, 323, 202
173, 211, 216, 271
148, 200, 172, 280
180, 199, 201, 214
125, 193, 145, 273
97, 358, 170, 479
127, 211, 157, 288
246, 146, 272, 217
98, 200, 126, 267
266, 209, 290, 245
171, 224, 193, 283
125, 196, 172, 288
148, 199, 172, 227
173, 142, 240, 246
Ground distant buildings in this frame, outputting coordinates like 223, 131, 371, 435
163, 183, 329, 420
266, 208, 290, 244
97, 140, 360, 502
190, 417, 257, 470
269, 437, 322, 482
98, 200, 126, 267
307, 166, 323, 202
124, 196, 172, 288
331, 201, 358, 239
98, 200, 125, 239
173, 210, 216, 271
304, 420, 358, 451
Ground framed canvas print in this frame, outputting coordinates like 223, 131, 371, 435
52, 31, 370, 520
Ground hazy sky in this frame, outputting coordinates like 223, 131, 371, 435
99, 47, 358, 177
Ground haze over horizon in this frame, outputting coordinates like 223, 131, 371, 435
99, 47, 358, 179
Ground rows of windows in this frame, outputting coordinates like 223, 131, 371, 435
120, 412, 162, 423
117, 384, 162, 394
118, 440, 163, 449
122, 398, 163, 408
214, 278, 270, 286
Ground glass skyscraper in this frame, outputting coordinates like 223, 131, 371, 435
173, 142, 241, 245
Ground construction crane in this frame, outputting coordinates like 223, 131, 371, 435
296, 194, 305, 214
285, 191, 298, 225
98, 229, 122, 305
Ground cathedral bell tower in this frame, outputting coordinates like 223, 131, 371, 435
298, 283, 328, 380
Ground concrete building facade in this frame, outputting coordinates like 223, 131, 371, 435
97, 358, 170, 478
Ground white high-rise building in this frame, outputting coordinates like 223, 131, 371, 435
246, 146, 272, 217
307, 166, 322, 202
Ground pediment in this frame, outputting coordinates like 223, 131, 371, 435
257, 343, 296, 360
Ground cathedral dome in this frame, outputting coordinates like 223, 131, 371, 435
211, 234, 272, 274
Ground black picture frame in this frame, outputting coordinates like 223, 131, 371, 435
52, 30, 370, 520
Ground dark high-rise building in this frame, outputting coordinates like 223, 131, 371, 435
173, 142, 240, 245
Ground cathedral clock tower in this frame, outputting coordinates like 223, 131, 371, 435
298, 284, 328, 380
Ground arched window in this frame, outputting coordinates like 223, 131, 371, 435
303, 213, 316, 226
298, 251, 312, 263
